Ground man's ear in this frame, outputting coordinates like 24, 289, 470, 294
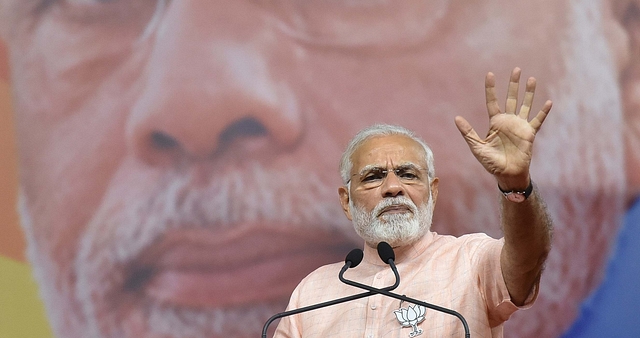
338, 186, 353, 221
430, 177, 439, 205
609, 0, 640, 203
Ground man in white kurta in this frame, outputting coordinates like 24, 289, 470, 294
274, 69, 553, 337
274, 232, 538, 337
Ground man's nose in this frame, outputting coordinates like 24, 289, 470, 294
381, 171, 406, 198
126, 1, 302, 166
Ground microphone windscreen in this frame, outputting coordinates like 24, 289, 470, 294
345, 249, 364, 268
377, 242, 395, 263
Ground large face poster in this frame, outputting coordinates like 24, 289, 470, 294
0, 1, 639, 337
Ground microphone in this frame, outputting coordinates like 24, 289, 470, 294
377, 241, 395, 263
346, 248, 364, 267
340, 248, 364, 275
339, 242, 471, 338
261, 248, 399, 338
342, 246, 400, 292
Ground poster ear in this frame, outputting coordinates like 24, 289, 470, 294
610, 0, 640, 203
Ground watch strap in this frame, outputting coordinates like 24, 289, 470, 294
498, 180, 533, 202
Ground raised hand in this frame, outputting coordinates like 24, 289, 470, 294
454, 67, 552, 190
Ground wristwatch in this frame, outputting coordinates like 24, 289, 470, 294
498, 180, 533, 203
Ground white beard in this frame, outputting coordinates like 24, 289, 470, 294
350, 194, 434, 248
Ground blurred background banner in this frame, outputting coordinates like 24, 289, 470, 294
0, 1, 639, 337
0, 39, 52, 337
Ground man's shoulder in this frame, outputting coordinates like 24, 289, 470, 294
298, 261, 345, 285
289, 261, 353, 306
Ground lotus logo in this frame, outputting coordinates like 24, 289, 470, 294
393, 304, 426, 337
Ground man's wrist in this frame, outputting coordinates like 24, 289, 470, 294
498, 179, 533, 203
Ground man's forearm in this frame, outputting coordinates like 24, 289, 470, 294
499, 183, 553, 305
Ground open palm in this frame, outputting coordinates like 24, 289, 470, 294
455, 68, 552, 187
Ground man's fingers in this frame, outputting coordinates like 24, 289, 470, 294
529, 100, 552, 131
454, 116, 481, 144
505, 67, 521, 114
518, 77, 536, 119
485, 72, 501, 118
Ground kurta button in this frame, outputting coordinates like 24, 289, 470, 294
370, 304, 377, 310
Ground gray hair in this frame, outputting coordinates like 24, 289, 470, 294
339, 124, 435, 185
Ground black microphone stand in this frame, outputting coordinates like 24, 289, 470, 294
260, 259, 400, 338
339, 258, 471, 338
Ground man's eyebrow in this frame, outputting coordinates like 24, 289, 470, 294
395, 162, 421, 170
357, 164, 383, 176
356, 162, 422, 175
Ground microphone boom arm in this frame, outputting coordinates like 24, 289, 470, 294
261, 261, 400, 338
339, 260, 471, 338
261, 290, 376, 338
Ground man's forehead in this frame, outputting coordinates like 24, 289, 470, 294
351, 135, 426, 169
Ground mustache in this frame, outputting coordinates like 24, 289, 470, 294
373, 196, 418, 217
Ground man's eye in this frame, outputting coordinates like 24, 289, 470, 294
397, 170, 419, 180
362, 171, 385, 182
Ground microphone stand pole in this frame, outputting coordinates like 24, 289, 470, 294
261, 262, 400, 338
339, 261, 471, 338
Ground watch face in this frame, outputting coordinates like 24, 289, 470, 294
506, 193, 526, 203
